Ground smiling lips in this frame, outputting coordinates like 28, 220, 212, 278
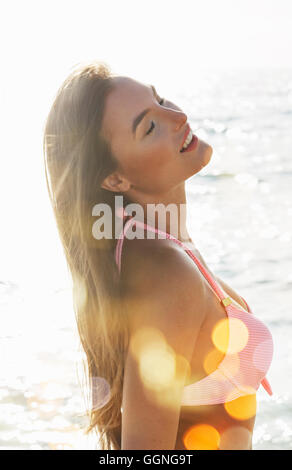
180, 125, 198, 153
180, 125, 191, 148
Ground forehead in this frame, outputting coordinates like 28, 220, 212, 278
101, 76, 152, 141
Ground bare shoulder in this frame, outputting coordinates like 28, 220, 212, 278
120, 237, 207, 360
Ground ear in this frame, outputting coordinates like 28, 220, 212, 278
101, 172, 131, 193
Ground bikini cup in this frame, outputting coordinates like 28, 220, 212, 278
180, 299, 274, 406
171, 241, 274, 403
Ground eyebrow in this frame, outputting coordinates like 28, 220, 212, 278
132, 85, 157, 136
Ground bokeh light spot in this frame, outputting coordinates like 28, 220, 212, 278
140, 345, 176, 391
130, 326, 166, 360
203, 348, 225, 375
183, 423, 220, 450
92, 377, 111, 410
131, 327, 176, 391
212, 318, 249, 354
224, 389, 257, 421
150, 353, 192, 410
212, 318, 229, 354
219, 426, 252, 450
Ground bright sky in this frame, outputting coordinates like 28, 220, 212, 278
0, 0, 291, 287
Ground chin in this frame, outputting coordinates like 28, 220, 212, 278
184, 143, 212, 179
197, 139, 213, 169
204, 142, 213, 165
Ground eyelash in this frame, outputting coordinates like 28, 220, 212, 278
146, 98, 165, 135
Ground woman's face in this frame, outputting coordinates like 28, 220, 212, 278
101, 76, 213, 198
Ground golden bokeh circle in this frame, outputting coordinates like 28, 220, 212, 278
212, 318, 249, 354
203, 348, 225, 375
183, 423, 220, 450
224, 388, 257, 421
139, 345, 176, 391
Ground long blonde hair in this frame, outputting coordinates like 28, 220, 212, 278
43, 61, 130, 450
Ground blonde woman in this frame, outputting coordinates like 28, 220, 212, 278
43, 62, 273, 450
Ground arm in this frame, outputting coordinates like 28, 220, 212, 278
120, 241, 207, 450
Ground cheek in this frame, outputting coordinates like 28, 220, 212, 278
127, 143, 171, 175
118, 138, 177, 190
142, 140, 174, 171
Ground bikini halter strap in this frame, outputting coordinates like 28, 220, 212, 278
115, 213, 232, 307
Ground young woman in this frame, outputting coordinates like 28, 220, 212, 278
43, 61, 273, 450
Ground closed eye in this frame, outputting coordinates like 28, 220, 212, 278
145, 98, 165, 136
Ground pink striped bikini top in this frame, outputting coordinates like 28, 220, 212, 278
115, 214, 274, 406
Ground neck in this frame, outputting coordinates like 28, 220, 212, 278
125, 183, 193, 244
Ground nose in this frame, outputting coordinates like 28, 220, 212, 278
164, 107, 187, 131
